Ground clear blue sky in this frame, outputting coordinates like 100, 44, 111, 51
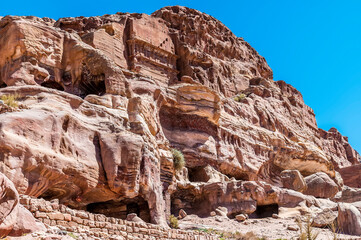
1, 0, 360, 152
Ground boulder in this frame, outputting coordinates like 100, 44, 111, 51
314, 198, 338, 210
0, 173, 45, 237
280, 170, 307, 192
126, 213, 144, 223
352, 201, 361, 212
304, 172, 339, 198
339, 164, 361, 188
311, 208, 338, 227
334, 171, 344, 190
178, 209, 187, 219
287, 225, 299, 231
338, 163, 361, 188
215, 207, 228, 217
333, 186, 361, 203
9, 205, 46, 236
337, 203, 361, 236
0, 173, 19, 237
235, 214, 248, 222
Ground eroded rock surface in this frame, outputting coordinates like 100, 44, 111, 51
339, 163, 361, 188
337, 203, 361, 235
280, 170, 307, 193
0, 173, 45, 237
304, 172, 339, 199
0, 5, 360, 237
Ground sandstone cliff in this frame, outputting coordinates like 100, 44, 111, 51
0, 5, 360, 238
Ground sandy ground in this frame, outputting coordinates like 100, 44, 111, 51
179, 214, 360, 240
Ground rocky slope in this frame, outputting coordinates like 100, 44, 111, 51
0, 5, 360, 239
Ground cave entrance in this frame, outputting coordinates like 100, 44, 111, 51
41, 81, 64, 91
79, 64, 106, 98
79, 78, 106, 98
0, 82, 7, 88
171, 189, 213, 218
86, 196, 151, 222
249, 204, 279, 219
188, 166, 210, 183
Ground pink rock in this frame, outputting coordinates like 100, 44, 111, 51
0, 173, 45, 237
0, 173, 19, 237
0, 6, 359, 234
304, 172, 339, 199
337, 203, 361, 236
280, 170, 307, 193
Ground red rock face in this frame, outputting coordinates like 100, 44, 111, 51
153, 6, 273, 96
0, 5, 359, 229
319, 127, 360, 168
339, 164, 361, 188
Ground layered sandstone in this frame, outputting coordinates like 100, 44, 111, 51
0, 5, 360, 238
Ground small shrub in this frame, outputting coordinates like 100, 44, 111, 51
67, 232, 78, 239
327, 221, 340, 240
197, 228, 211, 233
297, 216, 319, 240
1, 94, 19, 108
169, 214, 179, 229
171, 148, 185, 171
234, 93, 246, 102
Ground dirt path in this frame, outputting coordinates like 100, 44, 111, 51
179, 215, 359, 240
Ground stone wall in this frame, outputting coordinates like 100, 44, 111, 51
19, 195, 217, 240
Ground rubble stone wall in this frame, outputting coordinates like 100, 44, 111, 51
20, 195, 217, 240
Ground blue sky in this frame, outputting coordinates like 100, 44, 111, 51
1, 0, 360, 152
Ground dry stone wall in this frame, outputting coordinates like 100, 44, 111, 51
19, 195, 217, 240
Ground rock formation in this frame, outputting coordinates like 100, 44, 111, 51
339, 163, 361, 188
280, 170, 307, 193
0, 172, 45, 237
0, 5, 360, 238
303, 172, 339, 198
337, 203, 361, 235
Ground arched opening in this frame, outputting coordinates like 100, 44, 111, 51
188, 167, 210, 183
171, 195, 211, 218
86, 196, 151, 222
79, 64, 106, 98
41, 81, 64, 91
79, 79, 106, 98
249, 77, 262, 86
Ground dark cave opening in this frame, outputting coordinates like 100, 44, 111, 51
79, 64, 106, 98
0, 82, 7, 88
249, 77, 262, 86
171, 189, 213, 218
249, 204, 279, 219
86, 196, 151, 222
79, 77, 106, 98
159, 105, 218, 137
41, 81, 65, 91
188, 167, 210, 183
